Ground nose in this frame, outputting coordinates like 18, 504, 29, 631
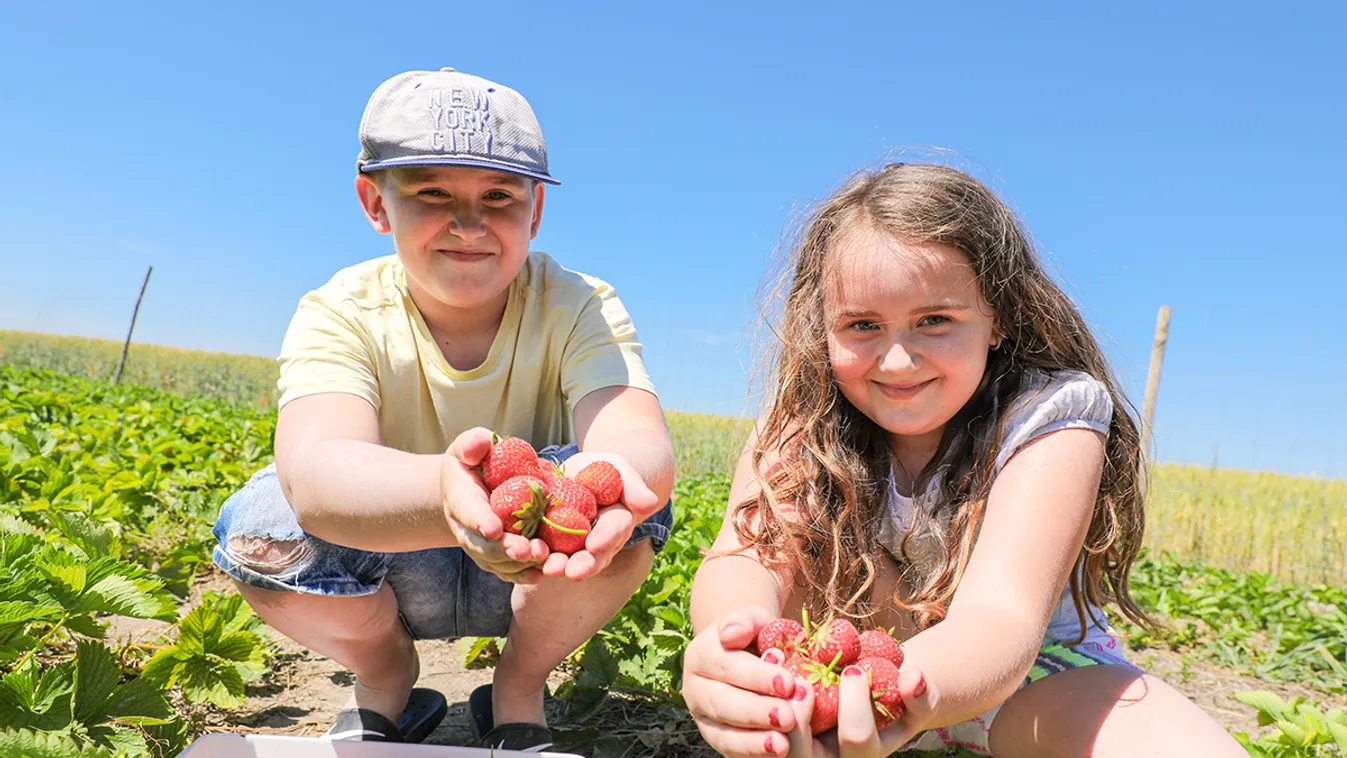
878, 339, 919, 373
449, 202, 488, 243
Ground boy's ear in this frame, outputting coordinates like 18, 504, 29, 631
355, 173, 392, 234
530, 182, 545, 240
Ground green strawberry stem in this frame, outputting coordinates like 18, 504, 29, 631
540, 515, 588, 535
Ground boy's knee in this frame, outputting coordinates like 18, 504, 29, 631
227, 535, 308, 574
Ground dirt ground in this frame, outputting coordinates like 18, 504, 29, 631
114, 574, 1347, 756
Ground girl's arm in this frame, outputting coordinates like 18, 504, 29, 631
684, 423, 805, 758
899, 426, 1107, 728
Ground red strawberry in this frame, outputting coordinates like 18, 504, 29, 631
810, 678, 841, 734
482, 436, 539, 491
856, 656, 904, 729
545, 476, 598, 522
488, 476, 544, 536
756, 618, 807, 657
538, 506, 590, 554
574, 461, 624, 506
858, 629, 905, 669
809, 618, 860, 667
535, 457, 564, 487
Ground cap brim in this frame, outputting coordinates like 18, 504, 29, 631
359, 156, 560, 185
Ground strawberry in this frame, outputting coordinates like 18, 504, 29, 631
545, 476, 598, 522
574, 461, 624, 506
756, 618, 807, 657
809, 618, 860, 667
488, 476, 544, 536
482, 436, 539, 491
858, 628, 905, 669
538, 506, 590, 554
810, 678, 841, 734
535, 457, 565, 487
856, 656, 904, 729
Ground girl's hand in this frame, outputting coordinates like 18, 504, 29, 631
785, 660, 930, 758
683, 607, 801, 758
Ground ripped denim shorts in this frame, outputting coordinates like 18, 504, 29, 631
210, 444, 673, 640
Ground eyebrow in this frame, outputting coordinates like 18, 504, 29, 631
831, 302, 973, 320
396, 169, 529, 188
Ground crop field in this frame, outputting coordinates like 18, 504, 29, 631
2, 330, 1345, 757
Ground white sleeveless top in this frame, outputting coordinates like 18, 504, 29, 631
876, 369, 1116, 641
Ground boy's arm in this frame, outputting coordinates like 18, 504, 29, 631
274, 392, 546, 581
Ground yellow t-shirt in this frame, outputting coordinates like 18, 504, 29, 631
276, 252, 656, 455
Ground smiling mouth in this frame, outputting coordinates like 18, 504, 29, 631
875, 378, 934, 398
438, 249, 493, 262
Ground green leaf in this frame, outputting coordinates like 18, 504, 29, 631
71, 640, 122, 727
74, 574, 169, 620
1235, 691, 1290, 725
46, 513, 119, 560
0, 728, 114, 758
0, 659, 74, 731
103, 673, 174, 726
0, 600, 62, 631
178, 655, 247, 709
1273, 720, 1311, 747
1326, 719, 1347, 753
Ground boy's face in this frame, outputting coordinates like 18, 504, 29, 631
356, 166, 544, 313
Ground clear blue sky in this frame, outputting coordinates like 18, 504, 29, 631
2, 1, 1344, 478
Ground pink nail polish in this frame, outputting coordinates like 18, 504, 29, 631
792, 679, 809, 701
843, 665, 863, 677
762, 649, 784, 665
768, 707, 781, 728
763, 734, 777, 755
772, 674, 787, 696
914, 677, 927, 697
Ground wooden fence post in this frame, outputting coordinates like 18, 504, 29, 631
114, 266, 153, 385
1140, 305, 1172, 457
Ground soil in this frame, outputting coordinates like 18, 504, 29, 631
110, 572, 1347, 757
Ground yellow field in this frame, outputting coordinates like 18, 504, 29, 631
4, 329, 1343, 586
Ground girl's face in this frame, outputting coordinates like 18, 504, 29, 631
824, 227, 999, 451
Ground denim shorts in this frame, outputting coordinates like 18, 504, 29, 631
211, 444, 673, 640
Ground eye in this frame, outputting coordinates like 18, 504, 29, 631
416, 187, 449, 198
483, 189, 514, 202
917, 314, 952, 328
848, 320, 881, 333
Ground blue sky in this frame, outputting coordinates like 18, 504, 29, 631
2, 1, 1344, 478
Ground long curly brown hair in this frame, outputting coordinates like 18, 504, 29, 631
734, 163, 1152, 640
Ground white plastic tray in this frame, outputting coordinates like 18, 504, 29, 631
179, 733, 585, 758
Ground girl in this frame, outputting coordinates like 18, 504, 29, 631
682, 163, 1244, 757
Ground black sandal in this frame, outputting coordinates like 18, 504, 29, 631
326, 687, 448, 744
468, 684, 555, 751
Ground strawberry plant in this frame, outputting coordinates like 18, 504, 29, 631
1232, 691, 1347, 756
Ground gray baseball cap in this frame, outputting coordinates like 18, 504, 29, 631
356, 68, 559, 185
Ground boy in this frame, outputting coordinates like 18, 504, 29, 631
210, 68, 675, 750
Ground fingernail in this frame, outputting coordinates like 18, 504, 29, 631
772, 674, 787, 697
721, 621, 744, 638
843, 665, 863, 677
768, 707, 781, 728
763, 734, 777, 755
761, 648, 784, 665
914, 677, 927, 697
791, 678, 809, 701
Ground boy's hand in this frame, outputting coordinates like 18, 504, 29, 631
441, 427, 550, 584
540, 451, 662, 581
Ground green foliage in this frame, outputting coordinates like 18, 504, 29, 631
1233, 691, 1347, 756
141, 592, 270, 709
1123, 553, 1347, 694
557, 476, 729, 714
1, 366, 275, 756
